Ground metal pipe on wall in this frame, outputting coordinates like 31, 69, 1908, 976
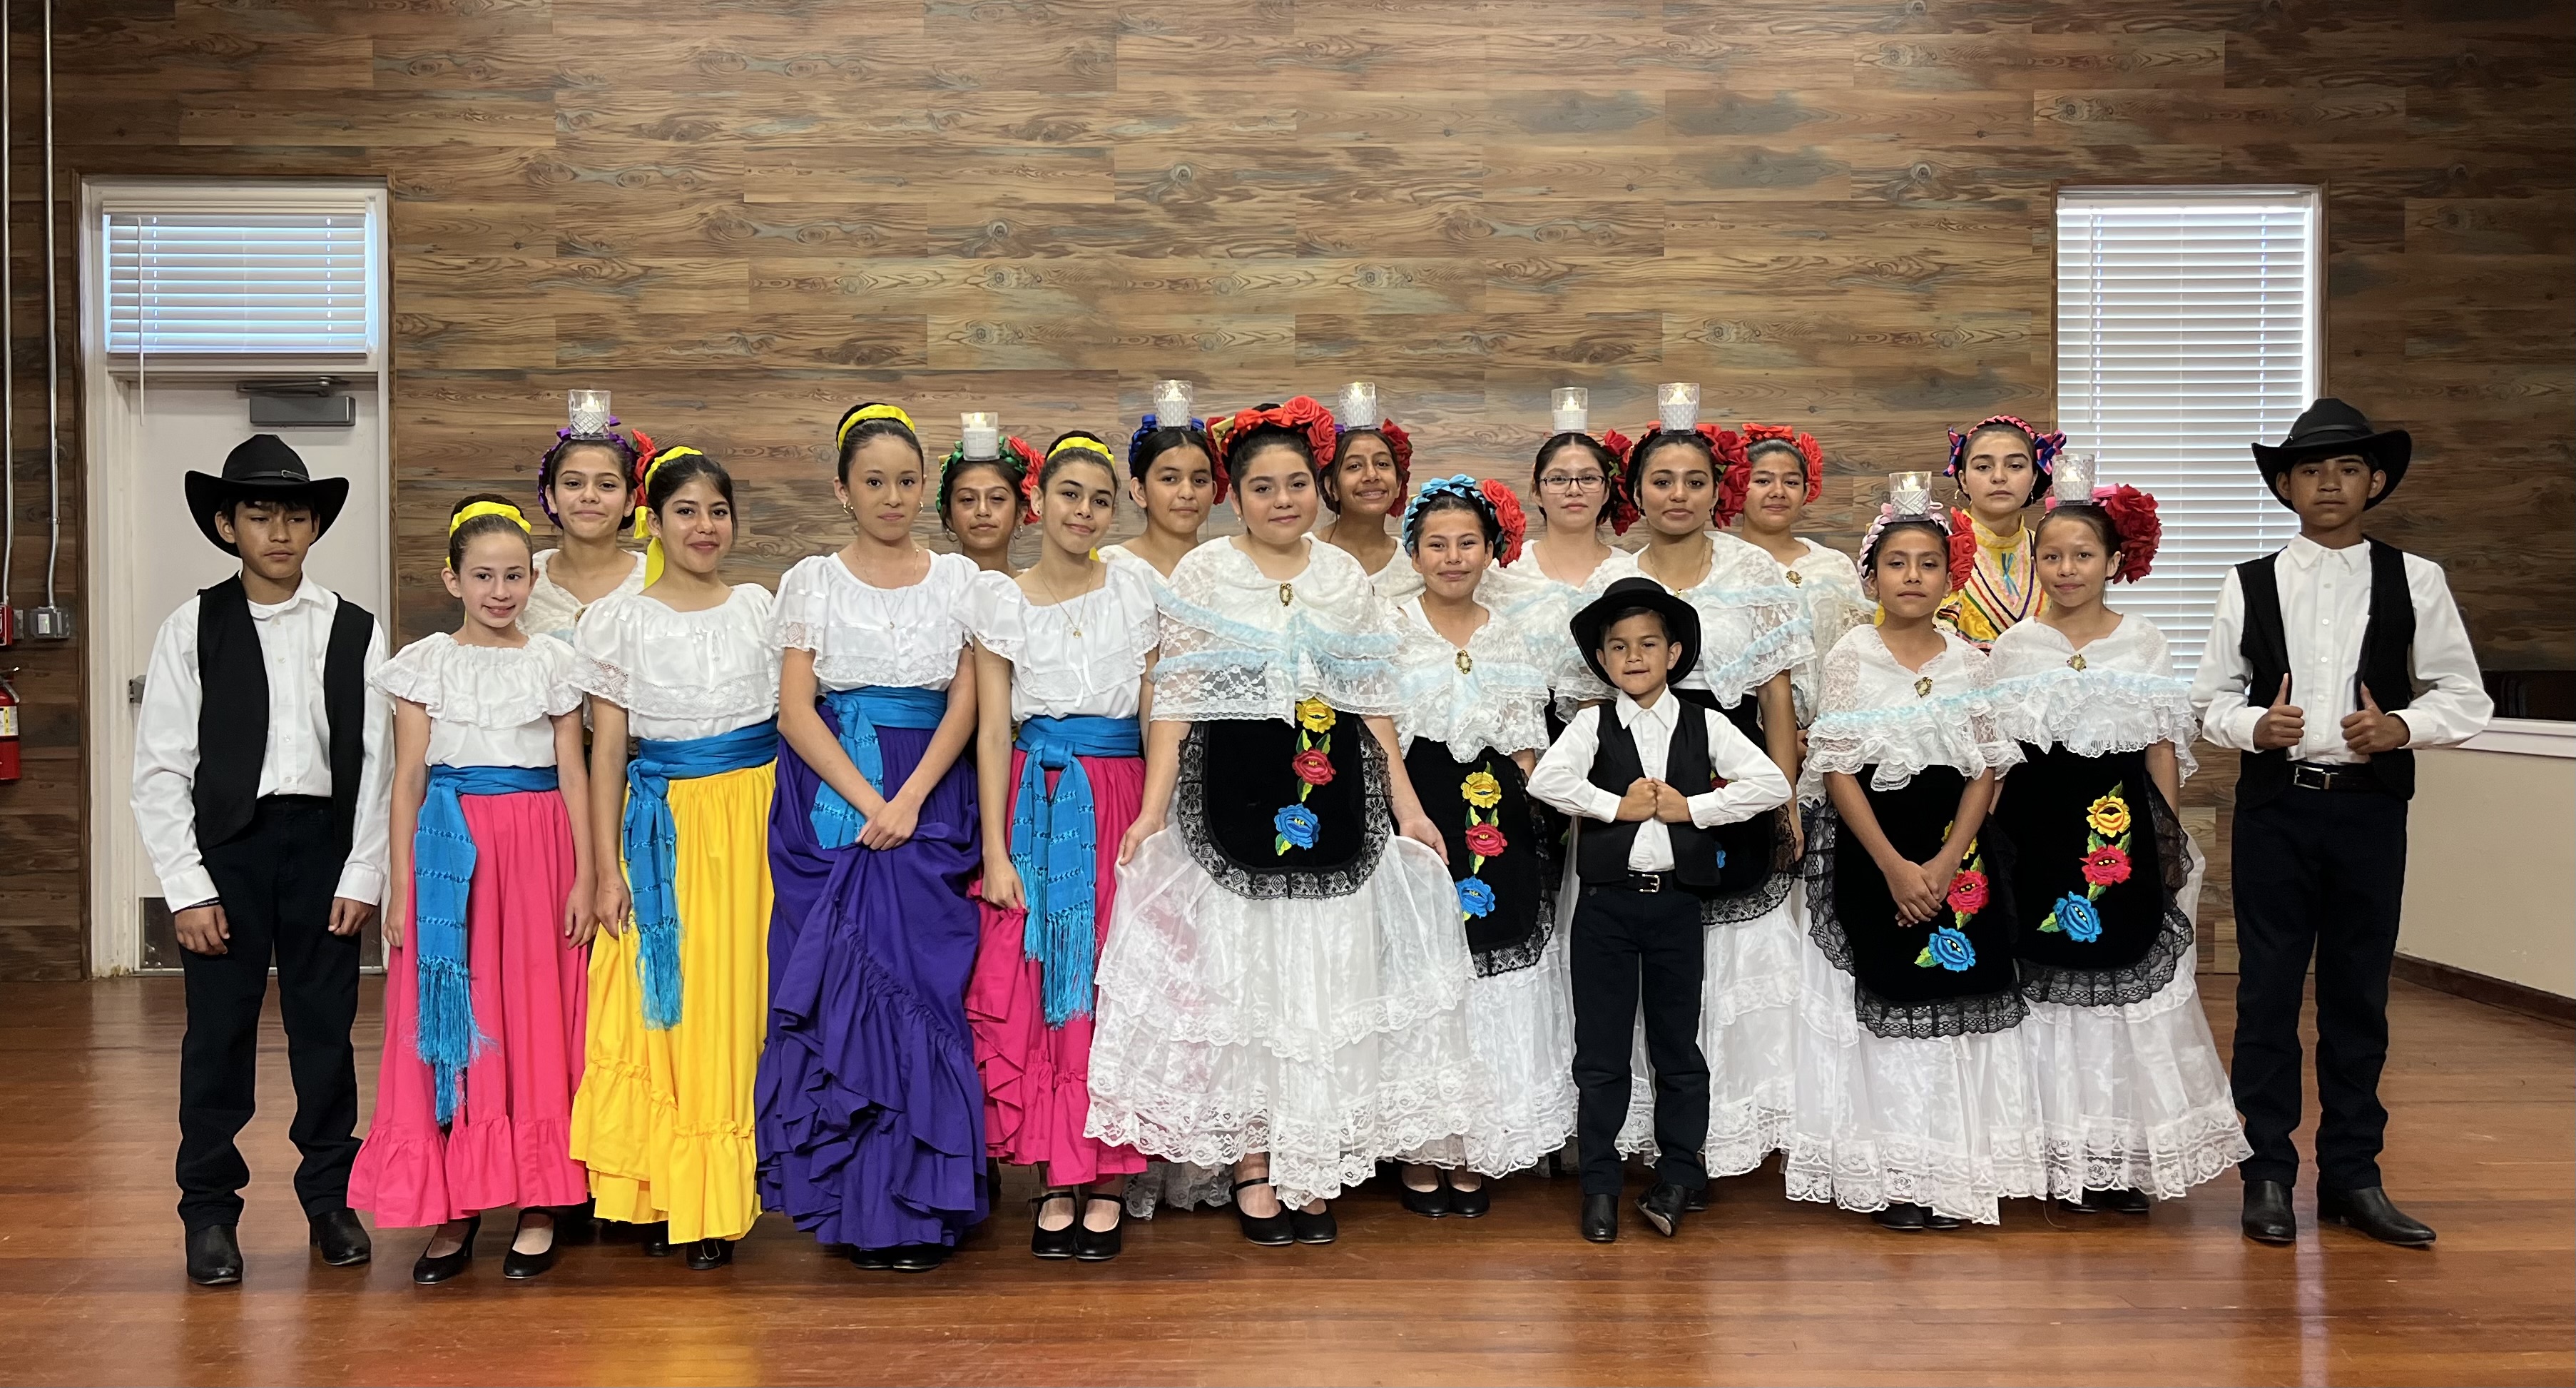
39, 0, 55, 616
1, 0, 14, 633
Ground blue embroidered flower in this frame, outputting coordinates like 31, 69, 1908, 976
1925, 925, 1976, 972
2055, 893, 2102, 943
1273, 804, 1320, 852
1457, 876, 1496, 919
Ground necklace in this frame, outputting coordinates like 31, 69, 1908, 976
1031, 562, 1097, 637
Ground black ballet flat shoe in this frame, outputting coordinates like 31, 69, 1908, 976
2318, 1186, 2436, 1247
502, 1215, 558, 1280
1031, 1188, 1080, 1260
1399, 1180, 1451, 1219
2241, 1180, 2297, 1245
889, 1243, 950, 1273
685, 1237, 733, 1270
1074, 1195, 1124, 1262
1288, 1205, 1338, 1245
637, 1220, 673, 1258
1634, 1182, 1689, 1239
412, 1215, 481, 1285
309, 1206, 373, 1267
1231, 1177, 1294, 1247
1445, 1179, 1490, 1220
1873, 1202, 1930, 1232
186, 1225, 243, 1286
554, 1200, 599, 1245
1579, 1193, 1619, 1243
848, 1246, 895, 1270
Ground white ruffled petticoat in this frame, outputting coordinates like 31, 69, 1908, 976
1405, 923, 1579, 1177
1084, 827, 1488, 1211
1615, 893, 1802, 1177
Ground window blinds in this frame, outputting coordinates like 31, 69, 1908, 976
103, 210, 376, 357
2055, 188, 2318, 677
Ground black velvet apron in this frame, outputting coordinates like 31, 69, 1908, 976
1804, 765, 2026, 1039
1991, 743, 2193, 1008
1403, 741, 1552, 976
1178, 711, 1387, 901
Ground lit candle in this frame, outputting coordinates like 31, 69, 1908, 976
1889, 470, 1932, 516
566, 389, 612, 436
959, 411, 1000, 461
1550, 387, 1588, 435
1656, 381, 1700, 432
1151, 379, 1194, 424
1335, 380, 1381, 430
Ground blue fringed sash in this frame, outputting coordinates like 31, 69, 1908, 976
1009, 714, 1143, 1027
810, 685, 952, 848
624, 720, 779, 1030
412, 764, 560, 1125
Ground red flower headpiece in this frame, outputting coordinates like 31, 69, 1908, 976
2044, 482, 2164, 583
1599, 427, 1641, 534
1720, 422, 1824, 527
1478, 477, 1527, 565
1619, 423, 1741, 532
1210, 396, 1338, 479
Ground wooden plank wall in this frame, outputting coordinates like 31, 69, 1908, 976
1, 0, 2567, 978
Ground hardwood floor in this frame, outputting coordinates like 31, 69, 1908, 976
0, 976, 2566, 1387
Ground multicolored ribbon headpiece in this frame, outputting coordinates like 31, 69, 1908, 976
1401, 474, 1527, 566
1945, 414, 2066, 486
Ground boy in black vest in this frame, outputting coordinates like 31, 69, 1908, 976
1528, 578, 1791, 1243
130, 435, 392, 1285
2190, 400, 2490, 1248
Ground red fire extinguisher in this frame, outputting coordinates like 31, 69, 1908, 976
0, 669, 19, 783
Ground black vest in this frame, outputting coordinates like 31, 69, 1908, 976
2236, 539, 2415, 808
1577, 697, 1726, 888
191, 577, 374, 856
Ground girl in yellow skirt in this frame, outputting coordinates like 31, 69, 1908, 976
569, 445, 780, 1270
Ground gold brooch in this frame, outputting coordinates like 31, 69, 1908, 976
1914, 676, 1933, 699
1786, 569, 1803, 586
2068, 653, 2087, 672
1455, 649, 1475, 674
1278, 582, 1294, 607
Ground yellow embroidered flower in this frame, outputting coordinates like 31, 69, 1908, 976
2087, 793, 2131, 839
1461, 770, 1502, 809
1295, 697, 1337, 734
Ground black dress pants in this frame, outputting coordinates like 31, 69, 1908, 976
176, 796, 363, 1231
1569, 884, 1708, 1196
2229, 786, 2407, 1190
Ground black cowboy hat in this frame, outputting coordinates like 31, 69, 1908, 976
2251, 398, 2410, 508
1571, 576, 1702, 689
183, 435, 350, 554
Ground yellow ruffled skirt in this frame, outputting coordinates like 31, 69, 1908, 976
570, 763, 775, 1243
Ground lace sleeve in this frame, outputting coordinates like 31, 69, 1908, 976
771, 557, 826, 653
571, 597, 637, 708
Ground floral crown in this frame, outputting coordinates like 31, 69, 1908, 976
1615, 422, 1743, 529
1401, 473, 1527, 565
1945, 414, 2066, 483
940, 435, 1042, 517
1208, 397, 1338, 475
1720, 422, 1824, 526
2042, 481, 2164, 584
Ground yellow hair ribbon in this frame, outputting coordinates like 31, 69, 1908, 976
631, 445, 706, 587
1048, 436, 1115, 463
449, 500, 531, 535
837, 403, 917, 451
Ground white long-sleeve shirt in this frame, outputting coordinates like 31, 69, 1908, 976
2188, 535, 2491, 765
130, 577, 392, 909
1527, 688, 1793, 872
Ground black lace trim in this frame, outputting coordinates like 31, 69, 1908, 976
2017, 779, 2196, 1008
1801, 803, 2029, 1040
1176, 723, 1390, 901
1699, 812, 1797, 925
1473, 911, 1552, 978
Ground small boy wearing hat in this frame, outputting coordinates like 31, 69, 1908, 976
131, 435, 392, 1285
1528, 577, 1792, 1243
2189, 400, 2490, 1249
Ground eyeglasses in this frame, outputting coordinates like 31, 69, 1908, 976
1538, 472, 1608, 493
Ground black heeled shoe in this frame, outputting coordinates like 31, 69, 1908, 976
186, 1225, 244, 1287
1031, 1187, 1079, 1260
1873, 1202, 1928, 1232
1634, 1182, 1688, 1239
1398, 1176, 1451, 1219
1579, 1193, 1618, 1242
2241, 1180, 2297, 1245
1288, 1202, 1337, 1245
1074, 1194, 1124, 1262
685, 1237, 733, 1270
637, 1220, 673, 1258
889, 1243, 949, 1273
1231, 1177, 1293, 1247
1445, 1176, 1490, 1219
2318, 1185, 2436, 1247
412, 1215, 481, 1285
501, 1213, 558, 1280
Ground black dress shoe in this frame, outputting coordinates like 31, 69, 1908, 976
1231, 1177, 1294, 1247
1289, 1205, 1338, 1245
1399, 1180, 1450, 1218
1031, 1188, 1079, 1260
1635, 1182, 1689, 1238
501, 1214, 558, 1280
2318, 1186, 2435, 1247
1579, 1193, 1619, 1243
1923, 1210, 1965, 1230
412, 1215, 482, 1285
848, 1245, 895, 1270
1074, 1195, 1124, 1262
1446, 1180, 1490, 1219
888, 1242, 949, 1273
555, 1200, 599, 1245
186, 1225, 244, 1286
685, 1237, 733, 1270
1873, 1202, 1928, 1232
2085, 1187, 2152, 1215
1683, 1187, 1710, 1214
637, 1221, 673, 1257
309, 1207, 372, 1267
2241, 1180, 2297, 1245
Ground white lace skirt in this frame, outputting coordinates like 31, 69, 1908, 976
1781, 903, 2050, 1225
1404, 924, 1579, 1177
1084, 825, 1485, 1210
1616, 892, 1802, 1177
2028, 834, 2249, 1199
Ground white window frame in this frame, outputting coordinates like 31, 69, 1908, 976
81, 177, 387, 378
2053, 185, 2321, 678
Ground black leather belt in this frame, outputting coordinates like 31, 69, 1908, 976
1584, 871, 1678, 896
2290, 762, 2378, 793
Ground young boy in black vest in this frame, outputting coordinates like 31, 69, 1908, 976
1528, 577, 1791, 1243
130, 435, 392, 1285
2190, 400, 2490, 1248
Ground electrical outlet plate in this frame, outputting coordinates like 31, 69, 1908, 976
29, 606, 73, 639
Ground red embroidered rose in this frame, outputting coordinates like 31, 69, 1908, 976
1945, 868, 1988, 916
1463, 823, 1510, 858
2081, 844, 2132, 886
1291, 749, 1336, 788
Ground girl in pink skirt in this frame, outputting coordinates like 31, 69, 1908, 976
350, 495, 599, 1282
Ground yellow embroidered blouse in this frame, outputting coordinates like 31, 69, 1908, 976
1938, 515, 2045, 649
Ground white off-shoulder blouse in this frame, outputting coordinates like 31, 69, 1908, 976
773, 549, 977, 693
573, 585, 780, 741
963, 562, 1161, 721
372, 632, 584, 769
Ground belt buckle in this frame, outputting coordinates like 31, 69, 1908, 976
2292, 763, 2338, 792
1633, 872, 1664, 893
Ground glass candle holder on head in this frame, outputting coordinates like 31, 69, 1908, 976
566, 389, 613, 437
1151, 380, 1195, 424
2052, 450, 2098, 505
1335, 380, 1382, 430
959, 411, 1001, 462
1550, 387, 1589, 435
1656, 382, 1701, 432
1888, 471, 1934, 518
